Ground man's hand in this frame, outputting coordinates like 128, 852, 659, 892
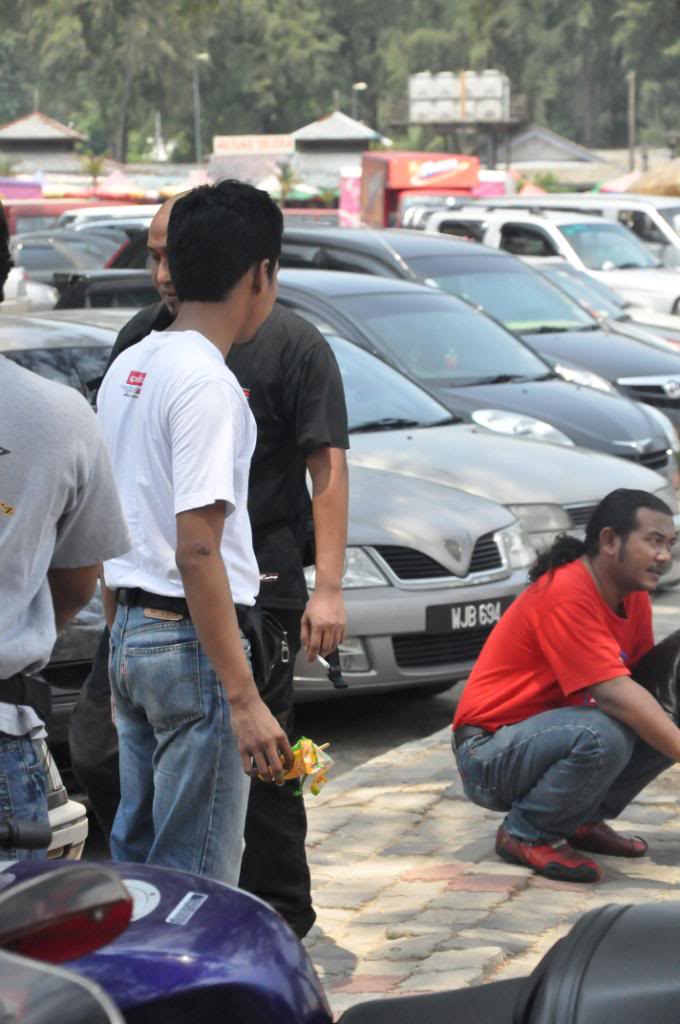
301, 587, 347, 663
229, 685, 294, 782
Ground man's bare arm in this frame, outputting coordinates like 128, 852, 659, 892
48, 565, 99, 632
593, 675, 680, 761
301, 446, 348, 662
175, 502, 293, 778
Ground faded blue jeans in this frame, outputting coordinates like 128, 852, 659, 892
454, 706, 672, 844
0, 735, 48, 860
109, 605, 249, 884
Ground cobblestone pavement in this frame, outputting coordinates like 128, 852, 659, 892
303, 590, 680, 1018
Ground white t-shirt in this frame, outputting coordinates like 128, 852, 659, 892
98, 329, 259, 606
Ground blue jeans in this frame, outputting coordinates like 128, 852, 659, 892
0, 735, 48, 860
454, 707, 672, 844
109, 605, 250, 884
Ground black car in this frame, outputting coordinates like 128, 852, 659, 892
9, 229, 122, 286
275, 227, 680, 431
275, 268, 675, 476
55, 269, 159, 309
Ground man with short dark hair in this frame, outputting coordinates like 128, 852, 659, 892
98, 182, 294, 882
453, 488, 680, 883
0, 201, 130, 857
71, 189, 349, 936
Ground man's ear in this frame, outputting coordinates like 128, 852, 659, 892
599, 526, 619, 557
251, 259, 271, 295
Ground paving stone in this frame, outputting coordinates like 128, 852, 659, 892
385, 924, 452, 940
450, 928, 534, 954
427, 889, 509, 911
329, 973, 408, 994
450, 837, 498, 862
363, 934, 447, 961
464, 861, 530, 877
446, 874, 523, 894
420, 946, 506, 973
401, 861, 469, 882
396, 967, 482, 991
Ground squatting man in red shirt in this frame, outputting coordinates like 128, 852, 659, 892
453, 488, 680, 883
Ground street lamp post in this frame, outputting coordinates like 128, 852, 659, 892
351, 81, 368, 121
193, 51, 210, 164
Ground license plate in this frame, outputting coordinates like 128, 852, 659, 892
426, 597, 514, 635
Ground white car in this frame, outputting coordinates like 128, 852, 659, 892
425, 207, 680, 315
1, 266, 57, 312
39, 741, 88, 859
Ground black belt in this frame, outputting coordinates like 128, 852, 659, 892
0, 673, 51, 719
454, 724, 491, 749
116, 588, 190, 618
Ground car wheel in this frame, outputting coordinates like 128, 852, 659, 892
673, 298, 680, 316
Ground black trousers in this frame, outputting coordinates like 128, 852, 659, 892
68, 606, 315, 938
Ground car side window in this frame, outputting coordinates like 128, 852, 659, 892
279, 243, 323, 268
437, 219, 485, 242
499, 224, 559, 257
617, 209, 666, 245
275, 299, 337, 335
321, 248, 394, 276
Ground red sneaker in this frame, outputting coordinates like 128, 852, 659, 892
569, 821, 648, 858
495, 824, 601, 883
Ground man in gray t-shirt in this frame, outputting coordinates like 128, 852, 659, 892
0, 202, 130, 857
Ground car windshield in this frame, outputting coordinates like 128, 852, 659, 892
3, 345, 110, 395
558, 221, 660, 269
537, 265, 625, 319
660, 207, 680, 236
323, 335, 454, 430
407, 254, 595, 333
334, 291, 549, 385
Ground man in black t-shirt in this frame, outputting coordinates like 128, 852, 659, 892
69, 196, 349, 937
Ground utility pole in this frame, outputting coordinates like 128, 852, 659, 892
627, 70, 636, 172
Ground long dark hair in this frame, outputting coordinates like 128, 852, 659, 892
528, 488, 673, 583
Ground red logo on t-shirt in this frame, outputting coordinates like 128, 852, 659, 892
127, 371, 147, 387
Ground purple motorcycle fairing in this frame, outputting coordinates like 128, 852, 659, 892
0, 860, 332, 1024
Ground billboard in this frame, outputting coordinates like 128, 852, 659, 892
212, 134, 294, 156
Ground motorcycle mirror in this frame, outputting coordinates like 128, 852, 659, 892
0, 864, 133, 964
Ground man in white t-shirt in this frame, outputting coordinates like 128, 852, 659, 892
97, 181, 293, 882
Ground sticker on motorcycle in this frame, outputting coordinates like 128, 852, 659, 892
166, 891, 208, 926
123, 879, 161, 922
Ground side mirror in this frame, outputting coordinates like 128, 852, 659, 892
0, 864, 132, 963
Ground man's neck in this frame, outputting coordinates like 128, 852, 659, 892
167, 301, 238, 359
582, 555, 628, 613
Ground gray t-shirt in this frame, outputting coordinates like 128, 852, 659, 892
0, 356, 130, 735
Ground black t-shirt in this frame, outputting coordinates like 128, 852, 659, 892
102, 302, 349, 609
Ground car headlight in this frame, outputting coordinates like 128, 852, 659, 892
655, 484, 680, 515
554, 363, 615, 394
643, 404, 680, 455
304, 548, 389, 590
506, 504, 572, 551
495, 521, 536, 569
471, 409, 574, 447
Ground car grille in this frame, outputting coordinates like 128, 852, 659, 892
374, 533, 503, 581
565, 504, 596, 529
393, 627, 491, 667
625, 449, 670, 472
620, 382, 679, 407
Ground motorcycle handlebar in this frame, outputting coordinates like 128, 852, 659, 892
0, 818, 52, 850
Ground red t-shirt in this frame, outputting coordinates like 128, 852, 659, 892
453, 559, 654, 732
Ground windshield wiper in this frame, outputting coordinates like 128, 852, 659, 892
522, 324, 596, 334
349, 417, 423, 433
615, 261, 647, 269
457, 373, 536, 385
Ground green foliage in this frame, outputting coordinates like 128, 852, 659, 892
0, 0, 678, 161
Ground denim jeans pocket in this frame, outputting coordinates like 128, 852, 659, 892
124, 640, 204, 731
